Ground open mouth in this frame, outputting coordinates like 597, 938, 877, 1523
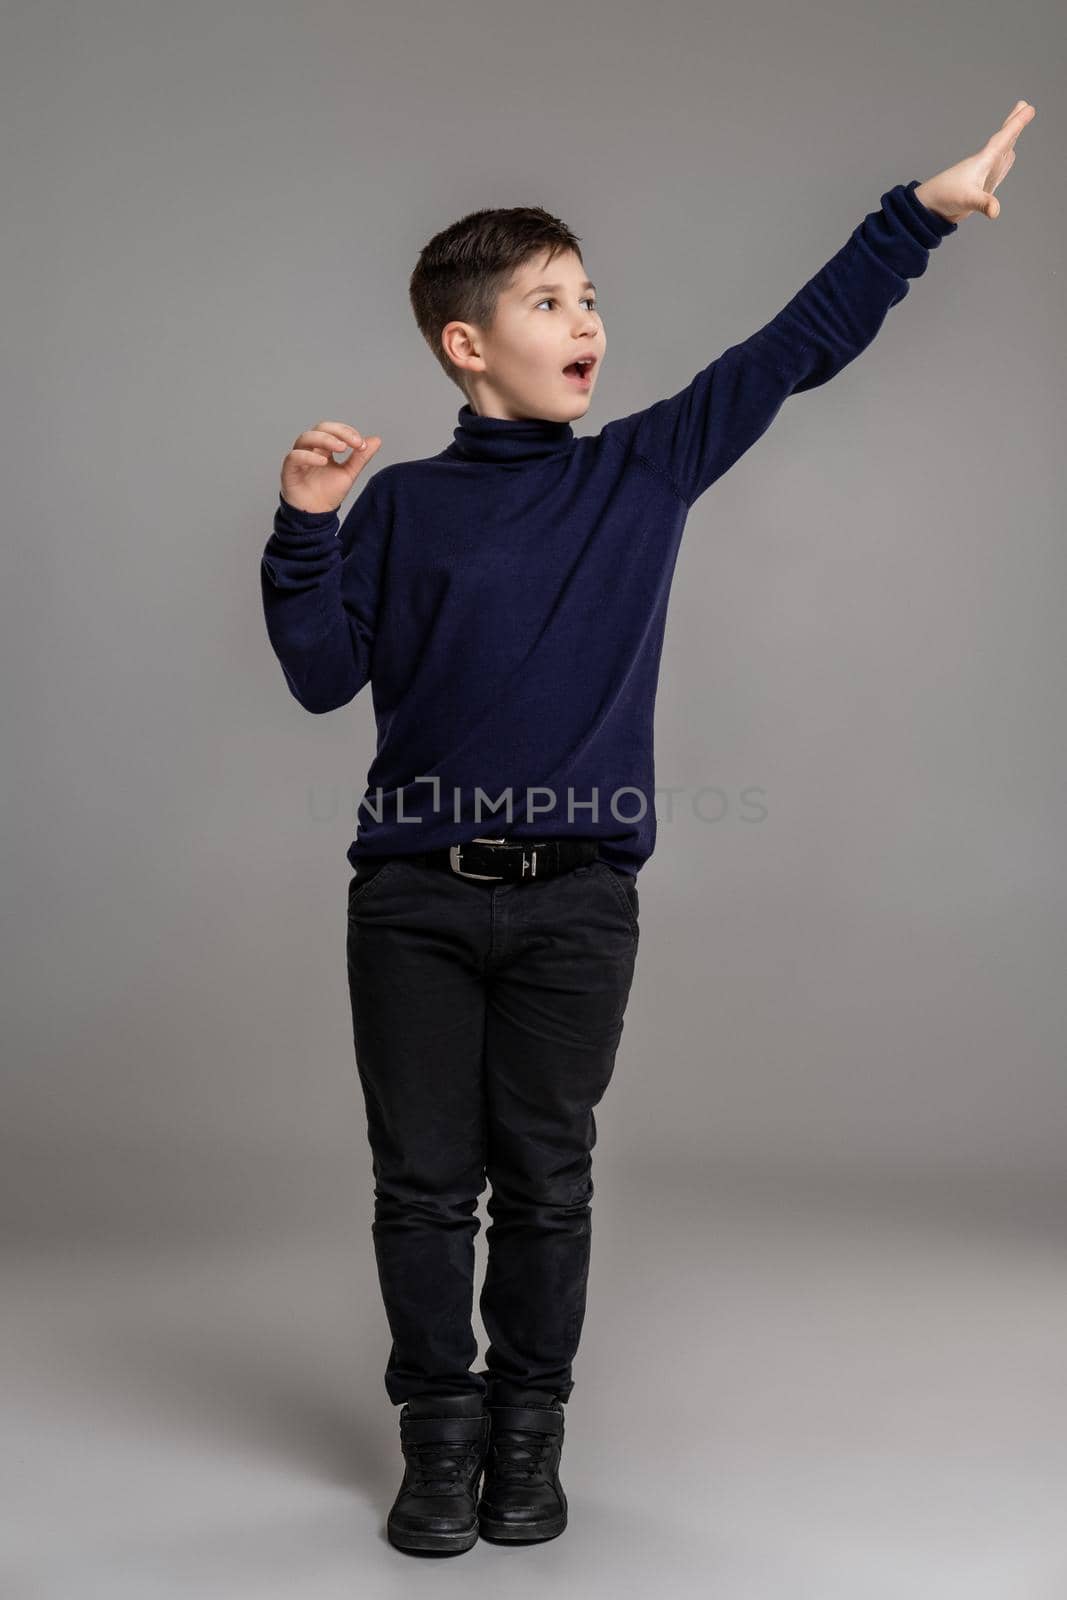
563, 357, 596, 385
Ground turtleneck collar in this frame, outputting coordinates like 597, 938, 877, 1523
446, 402, 575, 465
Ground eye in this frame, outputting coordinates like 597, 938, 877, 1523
534, 296, 600, 313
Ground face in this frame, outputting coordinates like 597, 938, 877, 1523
442, 248, 605, 422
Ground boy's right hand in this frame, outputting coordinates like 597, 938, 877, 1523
280, 420, 383, 515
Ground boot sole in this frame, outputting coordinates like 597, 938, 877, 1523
478, 1507, 568, 1543
387, 1515, 480, 1554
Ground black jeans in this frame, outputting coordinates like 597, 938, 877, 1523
345, 850, 640, 1407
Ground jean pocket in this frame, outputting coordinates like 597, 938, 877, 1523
347, 858, 400, 913
592, 860, 640, 940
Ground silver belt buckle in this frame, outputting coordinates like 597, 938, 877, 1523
449, 836, 509, 881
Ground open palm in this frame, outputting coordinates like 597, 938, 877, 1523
920, 100, 1036, 223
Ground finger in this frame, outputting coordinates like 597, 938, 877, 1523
289, 448, 331, 465
319, 420, 368, 451
300, 428, 359, 456
343, 436, 381, 470
992, 101, 1035, 151
1009, 102, 1035, 139
988, 146, 1018, 193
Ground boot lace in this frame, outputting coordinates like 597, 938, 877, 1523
490, 1422, 555, 1482
408, 1436, 484, 1493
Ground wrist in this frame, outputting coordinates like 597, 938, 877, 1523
912, 181, 951, 223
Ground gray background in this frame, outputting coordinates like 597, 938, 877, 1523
4, 0, 1064, 1594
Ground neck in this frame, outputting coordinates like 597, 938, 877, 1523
446, 402, 576, 465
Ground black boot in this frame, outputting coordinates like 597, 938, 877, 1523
477, 1384, 568, 1543
388, 1392, 490, 1555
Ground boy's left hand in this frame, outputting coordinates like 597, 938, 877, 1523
914, 100, 1036, 223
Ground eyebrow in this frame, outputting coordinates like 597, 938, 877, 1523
521, 280, 597, 299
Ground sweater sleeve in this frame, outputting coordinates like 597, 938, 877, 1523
260, 475, 389, 714
599, 180, 958, 509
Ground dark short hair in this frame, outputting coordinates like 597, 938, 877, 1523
409, 205, 585, 397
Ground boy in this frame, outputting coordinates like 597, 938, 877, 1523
260, 102, 1033, 1555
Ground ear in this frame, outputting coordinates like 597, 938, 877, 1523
441, 320, 484, 374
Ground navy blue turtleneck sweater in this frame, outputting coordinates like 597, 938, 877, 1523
261, 181, 956, 877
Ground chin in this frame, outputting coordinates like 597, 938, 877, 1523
563, 390, 594, 416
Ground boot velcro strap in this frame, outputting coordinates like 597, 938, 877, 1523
401, 1412, 488, 1445
489, 1403, 563, 1435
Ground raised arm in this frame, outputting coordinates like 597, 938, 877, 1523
599, 98, 1035, 511
600, 180, 958, 509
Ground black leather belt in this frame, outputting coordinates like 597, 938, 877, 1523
404, 836, 602, 883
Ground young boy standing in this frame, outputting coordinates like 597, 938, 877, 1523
260, 103, 1032, 1555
